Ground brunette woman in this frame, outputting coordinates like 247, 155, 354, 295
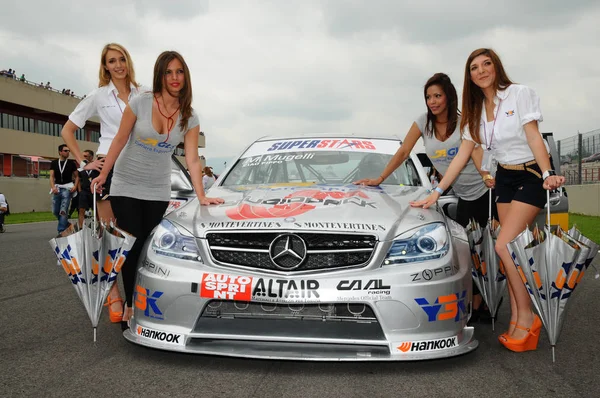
91, 51, 224, 329
354, 72, 493, 317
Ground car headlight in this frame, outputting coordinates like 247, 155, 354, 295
151, 219, 203, 262
383, 222, 449, 265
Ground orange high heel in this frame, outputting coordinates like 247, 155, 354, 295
499, 323, 540, 352
104, 296, 124, 323
499, 321, 517, 341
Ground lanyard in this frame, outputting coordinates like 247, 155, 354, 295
483, 99, 502, 150
112, 91, 124, 114
58, 159, 67, 179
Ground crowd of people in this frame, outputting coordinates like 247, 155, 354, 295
1, 67, 81, 98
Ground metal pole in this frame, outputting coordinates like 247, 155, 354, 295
577, 132, 583, 185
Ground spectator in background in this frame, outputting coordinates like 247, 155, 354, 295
39, 82, 44, 87
49, 144, 79, 236
203, 166, 216, 190
45, 82, 51, 89
77, 150, 95, 228
19, 74, 25, 82
0, 191, 8, 233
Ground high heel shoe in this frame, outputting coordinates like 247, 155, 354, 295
499, 321, 517, 341
104, 296, 124, 323
499, 323, 540, 352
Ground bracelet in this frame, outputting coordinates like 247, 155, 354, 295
542, 170, 556, 180
482, 174, 494, 182
434, 186, 444, 194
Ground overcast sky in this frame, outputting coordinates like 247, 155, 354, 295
2, 1, 599, 169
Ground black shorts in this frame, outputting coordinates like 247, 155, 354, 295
78, 190, 93, 210
455, 190, 498, 228
495, 161, 546, 209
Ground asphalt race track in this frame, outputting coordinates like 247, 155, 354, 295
1, 222, 599, 398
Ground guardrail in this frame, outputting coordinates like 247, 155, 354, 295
0, 73, 84, 99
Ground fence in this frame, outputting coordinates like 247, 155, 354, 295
557, 129, 600, 185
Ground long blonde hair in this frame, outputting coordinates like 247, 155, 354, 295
98, 43, 139, 88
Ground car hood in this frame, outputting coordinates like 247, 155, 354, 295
168, 184, 443, 241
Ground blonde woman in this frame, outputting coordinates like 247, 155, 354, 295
61, 43, 147, 324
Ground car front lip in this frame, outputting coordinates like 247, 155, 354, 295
123, 238, 478, 361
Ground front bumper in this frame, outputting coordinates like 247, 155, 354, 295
124, 237, 478, 361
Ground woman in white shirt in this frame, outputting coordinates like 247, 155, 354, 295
61, 43, 145, 324
411, 49, 565, 352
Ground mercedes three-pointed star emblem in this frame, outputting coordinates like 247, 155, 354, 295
269, 234, 307, 270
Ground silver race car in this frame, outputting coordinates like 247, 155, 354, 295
124, 136, 478, 360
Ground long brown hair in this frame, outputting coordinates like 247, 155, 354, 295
98, 43, 139, 88
423, 73, 459, 140
203, 166, 214, 177
153, 51, 193, 131
460, 48, 514, 144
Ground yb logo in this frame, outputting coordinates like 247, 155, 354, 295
135, 285, 165, 320
415, 290, 467, 322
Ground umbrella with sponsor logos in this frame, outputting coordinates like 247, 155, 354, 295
508, 191, 598, 362
49, 192, 136, 342
466, 189, 506, 330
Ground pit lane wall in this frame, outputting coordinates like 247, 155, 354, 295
565, 184, 600, 217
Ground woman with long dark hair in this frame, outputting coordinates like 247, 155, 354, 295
355, 72, 494, 319
91, 51, 224, 328
411, 49, 565, 352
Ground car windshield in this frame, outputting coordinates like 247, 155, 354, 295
221, 138, 422, 186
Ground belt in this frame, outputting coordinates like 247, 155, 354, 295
498, 160, 541, 178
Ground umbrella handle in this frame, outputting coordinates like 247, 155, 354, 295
488, 188, 493, 222
546, 189, 550, 227
93, 183, 97, 233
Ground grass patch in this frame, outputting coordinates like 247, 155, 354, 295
5, 211, 56, 224
569, 213, 600, 245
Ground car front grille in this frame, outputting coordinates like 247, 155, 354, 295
206, 232, 376, 272
201, 300, 377, 322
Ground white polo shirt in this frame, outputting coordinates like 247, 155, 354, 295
69, 81, 149, 156
462, 84, 547, 165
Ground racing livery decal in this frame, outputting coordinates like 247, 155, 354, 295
415, 290, 467, 322
134, 285, 165, 320
267, 139, 376, 152
224, 189, 375, 220
396, 336, 458, 353
252, 278, 320, 302
136, 326, 184, 346
200, 274, 253, 301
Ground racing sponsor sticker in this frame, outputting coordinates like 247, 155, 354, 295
136, 325, 184, 346
252, 278, 320, 302
241, 138, 400, 157
410, 264, 458, 282
415, 290, 468, 322
395, 336, 458, 353
200, 273, 253, 301
134, 285, 165, 320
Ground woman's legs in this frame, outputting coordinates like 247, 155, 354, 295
111, 196, 168, 322
495, 200, 540, 340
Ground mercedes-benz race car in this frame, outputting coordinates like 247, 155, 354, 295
124, 136, 478, 360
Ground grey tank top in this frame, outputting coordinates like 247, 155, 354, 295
111, 92, 200, 201
416, 113, 487, 201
